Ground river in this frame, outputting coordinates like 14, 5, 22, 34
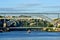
0, 31, 60, 40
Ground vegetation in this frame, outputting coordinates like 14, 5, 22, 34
0, 15, 60, 32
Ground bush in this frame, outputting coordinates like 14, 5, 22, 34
48, 24, 54, 27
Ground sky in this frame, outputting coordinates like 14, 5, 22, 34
0, 0, 60, 13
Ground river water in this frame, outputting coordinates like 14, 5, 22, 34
0, 31, 60, 40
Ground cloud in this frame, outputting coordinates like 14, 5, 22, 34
17, 3, 41, 8
0, 8, 33, 11
42, 6, 60, 8
26, 3, 40, 6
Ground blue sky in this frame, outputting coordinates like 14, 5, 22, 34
0, 0, 60, 13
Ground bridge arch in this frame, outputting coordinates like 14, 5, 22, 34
3, 13, 53, 27
0, 13, 57, 27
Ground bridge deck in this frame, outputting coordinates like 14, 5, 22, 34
9, 27, 55, 29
